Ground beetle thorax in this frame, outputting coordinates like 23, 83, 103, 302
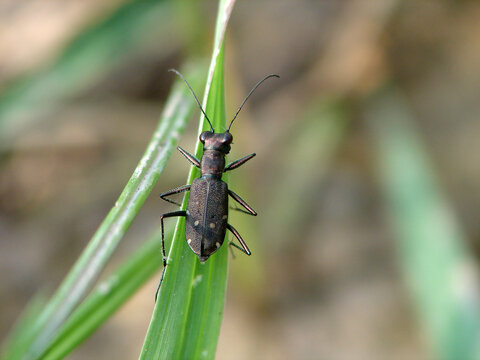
199, 131, 233, 178
201, 149, 225, 177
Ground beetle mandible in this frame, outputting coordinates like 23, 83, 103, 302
157, 69, 279, 293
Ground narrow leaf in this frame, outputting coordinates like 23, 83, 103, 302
139, 1, 235, 359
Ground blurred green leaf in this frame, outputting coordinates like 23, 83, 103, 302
267, 99, 349, 246
0, 0, 175, 143
368, 86, 480, 360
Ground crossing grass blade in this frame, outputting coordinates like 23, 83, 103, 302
139, 1, 235, 359
39, 230, 170, 360
18, 64, 204, 360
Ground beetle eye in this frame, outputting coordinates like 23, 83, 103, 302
223, 132, 233, 144
199, 131, 209, 143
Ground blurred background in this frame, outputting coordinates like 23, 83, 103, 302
1, 0, 480, 359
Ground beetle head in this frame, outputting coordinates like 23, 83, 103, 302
199, 131, 233, 154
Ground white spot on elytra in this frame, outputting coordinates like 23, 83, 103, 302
210, 222, 215, 229
216, 242, 221, 249
194, 220, 199, 226
187, 238, 192, 245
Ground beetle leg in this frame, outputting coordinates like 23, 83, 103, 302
159, 184, 191, 206
177, 146, 201, 168
228, 190, 257, 216
229, 206, 254, 216
156, 210, 187, 301
225, 153, 256, 171
227, 223, 251, 256
229, 241, 250, 256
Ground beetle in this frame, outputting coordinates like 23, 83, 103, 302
157, 69, 278, 293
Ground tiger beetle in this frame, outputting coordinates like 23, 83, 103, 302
156, 69, 279, 297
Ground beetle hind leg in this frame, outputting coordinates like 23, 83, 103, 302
156, 210, 187, 301
227, 223, 251, 256
229, 241, 250, 257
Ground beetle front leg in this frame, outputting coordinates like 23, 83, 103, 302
156, 210, 187, 301
225, 153, 256, 171
177, 146, 201, 168
227, 223, 251, 256
159, 184, 191, 206
228, 190, 257, 216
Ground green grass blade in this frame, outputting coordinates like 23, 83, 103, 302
40, 230, 171, 360
23, 64, 205, 360
180, 45, 227, 360
139, 1, 235, 359
368, 86, 480, 360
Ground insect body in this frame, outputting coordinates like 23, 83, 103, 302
157, 70, 278, 294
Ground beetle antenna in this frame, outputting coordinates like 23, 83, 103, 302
169, 69, 215, 132
227, 74, 280, 132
